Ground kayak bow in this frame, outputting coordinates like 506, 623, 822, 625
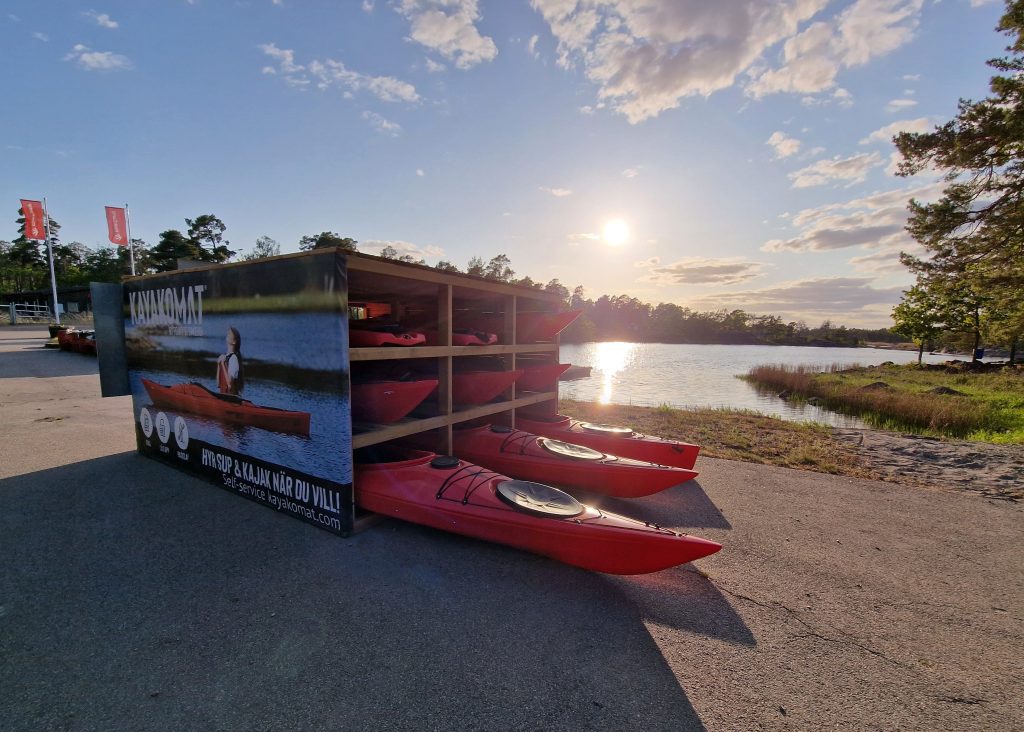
451, 424, 697, 498
516, 412, 700, 470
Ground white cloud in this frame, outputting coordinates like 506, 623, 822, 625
416, 168, 425, 177
527, 34, 540, 59
788, 151, 883, 188
361, 239, 443, 259
688, 276, 906, 323
640, 256, 770, 286
64, 44, 132, 71
622, 167, 639, 178
833, 87, 853, 107
396, 0, 497, 70
847, 251, 913, 274
532, 0, 829, 123
32, 32, 48, 42
362, 111, 402, 136
84, 11, 118, 29
261, 44, 419, 103
540, 186, 572, 197
567, 232, 600, 246
886, 97, 918, 112
362, 0, 375, 11
767, 131, 801, 159
424, 57, 446, 72
859, 117, 930, 145
762, 181, 944, 253
529, 0, 923, 123
747, 0, 924, 99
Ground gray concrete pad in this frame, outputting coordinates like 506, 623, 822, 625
2, 329, 1022, 730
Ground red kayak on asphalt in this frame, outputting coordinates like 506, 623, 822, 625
141, 378, 311, 436
455, 310, 581, 343
349, 328, 426, 348
422, 328, 498, 346
354, 447, 720, 574
451, 424, 697, 498
516, 362, 571, 392
451, 369, 524, 405
351, 379, 438, 424
516, 412, 700, 470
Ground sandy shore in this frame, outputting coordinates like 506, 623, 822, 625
833, 428, 1024, 502
2, 327, 1022, 731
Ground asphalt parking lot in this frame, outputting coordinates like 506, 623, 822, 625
2, 327, 1021, 731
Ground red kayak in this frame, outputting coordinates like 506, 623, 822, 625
516, 363, 571, 391
58, 329, 96, 354
354, 447, 721, 574
516, 413, 700, 470
456, 310, 581, 343
141, 378, 311, 436
451, 425, 697, 498
451, 370, 524, 405
349, 328, 426, 347
422, 328, 498, 346
351, 379, 438, 423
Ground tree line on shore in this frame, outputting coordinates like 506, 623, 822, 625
0, 220, 894, 347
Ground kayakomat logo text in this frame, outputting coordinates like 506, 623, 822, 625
129, 284, 207, 336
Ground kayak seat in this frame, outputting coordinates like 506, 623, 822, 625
496, 480, 584, 517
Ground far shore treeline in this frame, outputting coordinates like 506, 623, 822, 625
0, 223, 919, 350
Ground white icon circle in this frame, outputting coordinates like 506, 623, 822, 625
140, 407, 154, 438
156, 412, 171, 443
173, 416, 189, 450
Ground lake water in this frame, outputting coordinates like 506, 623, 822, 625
557, 343, 964, 427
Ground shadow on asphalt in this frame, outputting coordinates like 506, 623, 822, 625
609, 569, 756, 648
577, 478, 731, 530
1, 451, 718, 730
0, 348, 99, 379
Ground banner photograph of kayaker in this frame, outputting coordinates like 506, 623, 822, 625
122, 251, 354, 534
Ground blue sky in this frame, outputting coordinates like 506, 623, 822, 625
2, 0, 1009, 327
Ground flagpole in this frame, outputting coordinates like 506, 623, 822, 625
124, 203, 136, 275
42, 197, 60, 326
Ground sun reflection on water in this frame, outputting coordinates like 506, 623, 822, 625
593, 341, 635, 404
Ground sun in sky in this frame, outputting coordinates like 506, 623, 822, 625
603, 219, 630, 247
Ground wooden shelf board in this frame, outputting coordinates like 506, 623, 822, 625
350, 391, 557, 449
346, 253, 562, 301
349, 343, 558, 361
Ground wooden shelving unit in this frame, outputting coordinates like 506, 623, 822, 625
345, 252, 565, 456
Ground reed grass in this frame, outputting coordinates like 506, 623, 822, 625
744, 363, 1024, 441
559, 399, 872, 477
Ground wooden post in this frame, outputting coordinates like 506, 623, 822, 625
437, 283, 453, 453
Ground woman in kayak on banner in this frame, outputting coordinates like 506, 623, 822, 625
217, 327, 245, 396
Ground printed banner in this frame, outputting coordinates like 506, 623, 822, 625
122, 250, 354, 535
105, 206, 128, 246
20, 199, 46, 241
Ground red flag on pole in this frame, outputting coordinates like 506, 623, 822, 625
20, 199, 47, 241
105, 206, 129, 246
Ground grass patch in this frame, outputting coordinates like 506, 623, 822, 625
559, 399, 873, 478
745, 362, 1024, 442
